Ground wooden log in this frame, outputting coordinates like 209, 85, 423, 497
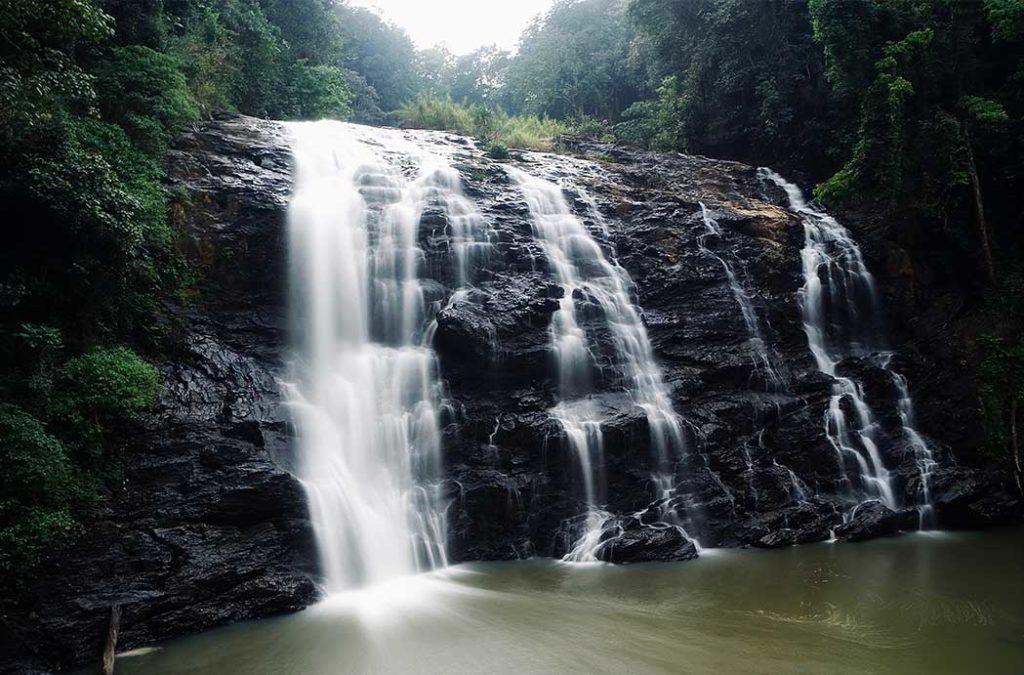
102, 605, 121, 675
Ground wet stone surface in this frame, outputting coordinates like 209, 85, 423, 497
4, 115, 1020, 673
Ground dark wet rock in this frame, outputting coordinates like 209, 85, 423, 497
596, 524, 699, 563
835, 501, 917, 542
5, 115, 1021, 672
749, 501, 838, 548
929, 467, 1024, 528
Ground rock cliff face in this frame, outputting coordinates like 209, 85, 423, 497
432, 139, 1020, 559
1, 117, 316, 673
4, 115, 1020, 672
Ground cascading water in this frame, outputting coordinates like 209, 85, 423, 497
887, 354, 939, 528
759, 168, 936, 523
697, 202, 784, 390
284, 121, 467, 592
507, 167, 692, 559
280, 119, 939, 591
426, 166, 496, 287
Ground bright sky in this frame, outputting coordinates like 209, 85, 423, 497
348, 0, 555, 55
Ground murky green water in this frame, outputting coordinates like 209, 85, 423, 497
114, 529, 1023, 674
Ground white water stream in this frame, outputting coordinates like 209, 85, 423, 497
508, 167, 691, 559
697, 202, 784, 390
760, 169, 935, 521
283, 121, 495, 591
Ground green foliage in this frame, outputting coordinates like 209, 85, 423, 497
447, 47, 512, 108
0, 0, 109, 132
0, 404, 95, 576
979, 335, 1024, 454
614, 76, 686, 151
397, 95, 566, 152
13, 324, 63, 354
2, 111, 176, 334
963, 95, 1010, 125
0, 0, 114, 56
397, 94, 476, 134
627, 0, 835, 171
282, 62, 353, 120
505, 0, 641, 120
335, 4, 419, 114
0, 345, 157, 578
986, 0, 1024, 42
486, 143, 510, 160
0, 2, 174, 579
155, 0, 353, 120
49, 347, 161, 452
807, 0, 1022, 281
0, 1, 184, 339
567, 116, 613, 139
978, 269, 1024, 460
259, 0, 344, 63
11, 323, 65, 408
808, 0, 880, 102
163, 3, 238, 116
491, 115, 566, 152
813, 167, 858, 207
93, 45, 199, 154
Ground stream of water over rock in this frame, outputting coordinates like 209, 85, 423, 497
23, 115, 1021, 675
281, 123, 947, 592
507, 166, 692, 559
697, 201, 785, 391
284, 122, 466, 591
760, 169, 937, 524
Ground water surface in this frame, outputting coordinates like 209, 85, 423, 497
115, 528, 1024, 674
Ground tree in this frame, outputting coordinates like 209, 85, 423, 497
628, 0, 835, 171
449, 47, 512, 107
335, 4, 420, 111
979, 269, 1024, 495
0, 404, 91, 576
505, 0, 641, 120
810, 0, 1020, 285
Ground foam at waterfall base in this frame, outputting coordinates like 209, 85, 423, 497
311, 567, 502, 627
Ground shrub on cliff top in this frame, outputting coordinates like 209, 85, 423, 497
397, 95, 566, 151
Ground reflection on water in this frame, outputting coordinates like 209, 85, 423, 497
114, 529, 1024, 675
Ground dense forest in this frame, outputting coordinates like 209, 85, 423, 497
1, 0, 1022, 591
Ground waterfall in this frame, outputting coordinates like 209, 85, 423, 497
759, 168, 936, 522
887, 354, 938, 528
697, 202, 784, 390
427, 166, 496, 287
283, 121, 458, 592
507, 167, 692, 559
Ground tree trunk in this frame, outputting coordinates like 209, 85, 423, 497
960, 119, 997, 284
102, 605, 121, 675
1011, 397, 1022, 497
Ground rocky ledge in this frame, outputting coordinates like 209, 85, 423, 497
2, 114, 1019, 673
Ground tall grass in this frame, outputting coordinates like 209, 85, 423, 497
396, 95, 566, 152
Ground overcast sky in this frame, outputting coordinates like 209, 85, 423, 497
347, 0, 555, 54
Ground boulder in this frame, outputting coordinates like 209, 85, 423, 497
835, 501, 917, 542
596, 523, 699, 564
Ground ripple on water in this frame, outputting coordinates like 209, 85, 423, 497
105, 528, 1024, 675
